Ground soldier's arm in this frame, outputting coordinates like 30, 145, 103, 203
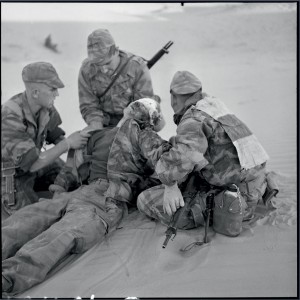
30, 131, 90, 173
131, 59, 154, 100
155, 117, 212, 186
2, 112, 40, 172
78, 66, 104, 129
138, 128, 172, 171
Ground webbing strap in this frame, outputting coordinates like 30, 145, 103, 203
99, 55, 134, 99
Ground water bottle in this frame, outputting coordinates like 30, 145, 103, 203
213, 184, 245, 237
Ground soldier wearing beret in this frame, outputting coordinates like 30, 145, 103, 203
1, 62, 90, 216
78, 28, 156, 129
137, 70, 272, 226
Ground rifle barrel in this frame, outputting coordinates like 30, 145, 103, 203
164, 41, 174, 50
147, 41, 174, 69
162, 234, 172, 248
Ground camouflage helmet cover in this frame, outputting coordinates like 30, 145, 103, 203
87, 28, 116, 60
170, 70, 202, 95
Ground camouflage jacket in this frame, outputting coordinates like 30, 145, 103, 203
155, 95, 269, 187
1, 92, 65, 173
106, 119, 171, 203
55, 119, 171, 204
78, 50, 154, 127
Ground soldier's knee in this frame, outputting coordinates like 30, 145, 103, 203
73, 221, 106, 254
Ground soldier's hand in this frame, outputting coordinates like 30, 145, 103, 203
66, 131, 90, 150
163, 183, 184, 216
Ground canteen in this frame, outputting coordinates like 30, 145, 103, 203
213, 184, 245, 237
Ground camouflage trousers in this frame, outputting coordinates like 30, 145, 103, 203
2, 158, 64, 218
137, 166, 268, 229
2, 179, 126, 296
239, 163, 268, 208
137, 184, 207, 229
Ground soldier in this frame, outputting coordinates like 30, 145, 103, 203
78, 28, 156, 129
1, 62, 90, 216
2, 98, 170, 296
137, 70, 272, 228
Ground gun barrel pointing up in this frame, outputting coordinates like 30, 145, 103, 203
163, 41, 174, 51
147, 40, 174, 69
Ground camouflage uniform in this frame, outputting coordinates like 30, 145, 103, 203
1, 92, 65, 215
138, 71, 269, 227
2, 101, 170, 295
79, 29, 154, 128
79, 50, 154, 127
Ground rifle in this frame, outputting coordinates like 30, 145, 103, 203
162, 174, 199, 249
147, 41, 174, 69
162, 194, 195, 248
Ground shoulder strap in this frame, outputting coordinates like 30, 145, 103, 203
99, 55, 134, 99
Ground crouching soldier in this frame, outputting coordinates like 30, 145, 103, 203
2, 98, 170, 296
137, 71, 278, 237
1, 62, 90, 217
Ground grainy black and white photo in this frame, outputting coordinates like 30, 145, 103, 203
1, 2, 297, 298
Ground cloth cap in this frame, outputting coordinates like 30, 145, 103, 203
123, 98, 163, 128
170, 71, 202, 94
87, 29, 115, 58
22, 62, 64, 88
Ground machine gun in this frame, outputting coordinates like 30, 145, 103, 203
147, 41, 174, 69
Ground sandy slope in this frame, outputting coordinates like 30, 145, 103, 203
1, 2, 297, 298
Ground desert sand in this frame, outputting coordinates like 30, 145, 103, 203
1, 2, 297, 298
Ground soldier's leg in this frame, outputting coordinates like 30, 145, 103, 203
137, 185, 172, 226
2, 195, 70, 260
240, 164, 268, 209
137, 184, 206, 229
2, 216, 77, 296
2, 188, 125, 295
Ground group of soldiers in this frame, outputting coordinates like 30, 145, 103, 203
2, 28, 276, 295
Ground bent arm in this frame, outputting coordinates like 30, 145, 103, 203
2, 113, 39, 171
30, 131, 91, 173
138, 128, 172, 170
155, 117, 211, 186
30, 139, 69, 172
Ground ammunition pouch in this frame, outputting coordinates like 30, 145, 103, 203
1, 161, 16, 207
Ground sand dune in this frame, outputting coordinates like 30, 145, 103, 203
1, 3, 297, 298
